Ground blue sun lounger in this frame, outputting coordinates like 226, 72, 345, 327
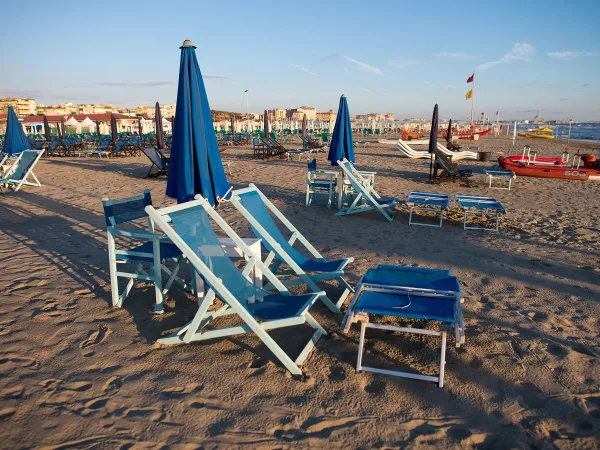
231, 184, 354, 312
455, 195, 505, 231
405, 191, 451, 227
343, 265, 465, 388
483, 167, 516, 190
145, 196, 327, 377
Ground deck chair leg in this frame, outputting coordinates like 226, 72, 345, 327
357, 320, 367, 373
107, 232, 120, 307
335, 287, 352, 309
183, 290, 216, 343
305, 187, 311, 207
296, 312, 327, 366
254, 326, 304, 376
152, 238, 164, 313
161, 262, 180, 295
439, 331, 447, 388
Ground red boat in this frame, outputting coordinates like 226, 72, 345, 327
499, 154, 600, 181
457, 127, 492, 139
505, 154, 564, 165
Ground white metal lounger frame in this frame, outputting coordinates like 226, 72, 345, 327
405, 191, 450, 228
395, 140, 431, 159
455, 195, 505, 231
103, 191, 184, 313
436, 143, 478, 161
336, 158, 397, 222
343, 281, 464, 388
145, 197, 327, 377
0, 150, 45, 193
484, 168, 516, 190
231, 184, 354, 313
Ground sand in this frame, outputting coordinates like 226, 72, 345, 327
0, 135, 599, 449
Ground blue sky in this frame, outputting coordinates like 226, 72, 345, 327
2, 0, 599, 121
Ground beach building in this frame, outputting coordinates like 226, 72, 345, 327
0, 97, 37, 116
316, 109, 337, 121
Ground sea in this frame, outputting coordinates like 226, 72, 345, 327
514, 123, 600, 143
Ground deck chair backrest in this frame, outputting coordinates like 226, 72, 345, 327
307, 158, 317, 172
5, 150, 41, 180
142, 147, 167, 169
103, 190, 152, 227
339, 159, 373, 191
234, 188, 320, 267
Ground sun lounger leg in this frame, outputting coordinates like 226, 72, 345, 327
107, 232, 120, 307
357, 320, 367, 373
439, 331, 447, 388
152, 238, 164, 313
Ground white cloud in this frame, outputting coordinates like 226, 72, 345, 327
434, 52, 475, 59
443, 84, 456, 90
345, 57, 383, 75
363, 88, 375, 95
424, 81, 436, 87
289, 64, 319, 77
386, 59, 422, 69
547, 51, 599, 60
477, 43, 536, 71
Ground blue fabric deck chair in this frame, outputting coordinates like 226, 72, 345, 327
342, 265, 465, 388
0, 150, 45, 193
90, 139, 112, 158
102, 190, 185, 313
110, 138, 129, 157
306, 158, 337, 208
455, 195, 505, 231
141, 146, 169, 178
45, 140, 61, 156
145, 196, 327, 377
336, 158, 399, 222
231, 184, 354, 312
405, 191, 451, 227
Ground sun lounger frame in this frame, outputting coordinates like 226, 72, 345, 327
0, 150, 44, 193
405, 191, 451, 227
455, 194, 505, 231
483, 168, 516, 190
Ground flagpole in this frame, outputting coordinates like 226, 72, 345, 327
471, 72, 475, 131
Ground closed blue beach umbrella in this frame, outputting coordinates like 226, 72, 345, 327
263, 110, 269, 138
327, 95, 354, 166
428, 104, 439, 180
155, 102, 165, 149
3, 106, 30, 156
166, 40, 232, 205
43, 115, 51, 142
110, 113, 118, 143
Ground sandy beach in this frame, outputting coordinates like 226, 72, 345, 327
0, 134, 599, 449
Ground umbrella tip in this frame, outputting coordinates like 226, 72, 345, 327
180, 40, 196, 49
341, 94, 346, 98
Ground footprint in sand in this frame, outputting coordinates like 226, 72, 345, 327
80, 325, 111, 357
0, 354, 41, 371
61, 381, 93, 392
102, 376, 123, 394
0, 408, 16, 420
161, 383, 203, 399
0, 319, 16, 336
0, 385, 24, 399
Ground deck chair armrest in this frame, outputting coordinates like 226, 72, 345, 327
109, 229, 168, 241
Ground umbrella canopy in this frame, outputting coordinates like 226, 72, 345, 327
263, 110, 269, 138
110, 113, 118, 143
58, 118, 64, 139
446, 118, 452, 144
301, 114, 307, 137
155, 102, 165, 149
138, 117, 143, 135
166, 40, 232, 205
43, 115, 51, 141
230, 116, 235, 136
327, 95, 354, 166
96, 121, 102, 136
3, 106, 30, 156
64, 116, 79, 127
428, 104, 439, 180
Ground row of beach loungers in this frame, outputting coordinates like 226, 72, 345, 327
103, 184, 465, 387
30, 135, 152, 158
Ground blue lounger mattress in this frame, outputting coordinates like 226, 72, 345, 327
354, 291, 456, 323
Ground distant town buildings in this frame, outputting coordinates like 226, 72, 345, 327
0, 98, 37, 116
355, 113, 395, 121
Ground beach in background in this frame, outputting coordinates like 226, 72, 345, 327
0, 134, 599, 448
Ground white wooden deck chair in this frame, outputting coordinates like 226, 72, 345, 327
145, 197, 327, 376
0, 154, 8, 175
231, 184, 354, 313
336, 158, 399, 222
436, 143, 478, 161
0, 150, 44, 193
102, 190, 185, 313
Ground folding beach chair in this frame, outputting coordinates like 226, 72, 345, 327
90, 139, 112, 158
336, 158, 399, 222
45, 140, 61, 156
231, 184, 354, 312
145, 196, 327, 376
343, 265, 465, 388
0, 150, 45, 193
306, 158, 337, 208
405, 191, 451, 227
455, 195, 505, 231
102, 190, 185, 312
432, 152, 473, 185
141, 146, 169, 178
